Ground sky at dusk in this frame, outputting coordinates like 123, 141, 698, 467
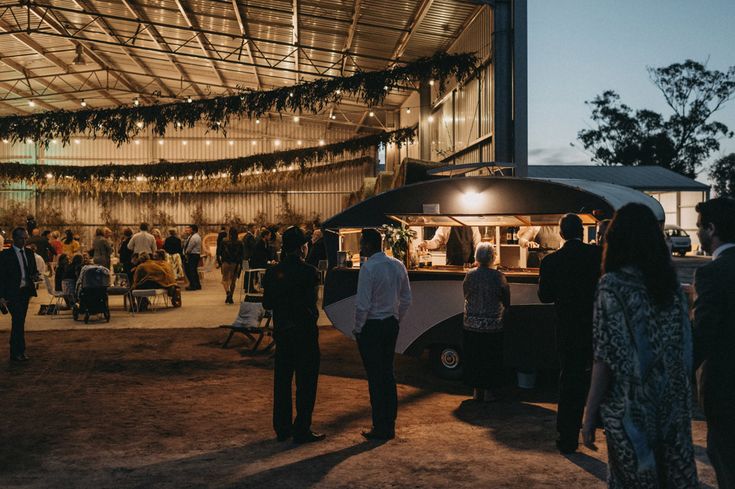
527, 0, 735, 182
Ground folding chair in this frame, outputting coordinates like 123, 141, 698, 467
43, 275, 66, 315
220, 301, 274, 353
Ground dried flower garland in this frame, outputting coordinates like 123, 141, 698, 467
0, 126, 415, 194
0, 52, 477, 146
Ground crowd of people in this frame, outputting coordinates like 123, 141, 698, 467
2, 199, 733, 487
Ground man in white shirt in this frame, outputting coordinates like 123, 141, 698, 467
183, 224, 203, 290
354, 228, 412, 440
419, 226, 481, 266
127, 222, 156, 255
0, 227, 39, 362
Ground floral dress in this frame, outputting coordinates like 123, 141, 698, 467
593, 268, 698, 488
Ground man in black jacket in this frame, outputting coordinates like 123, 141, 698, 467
0, 227, 39, 362
694, 197, 735, 489
262, 226, 324, 444
538, 214, 602, 454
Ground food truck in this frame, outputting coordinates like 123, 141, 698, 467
321, 175, 665, 379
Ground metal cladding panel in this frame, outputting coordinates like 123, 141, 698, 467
448, 5, 491, 61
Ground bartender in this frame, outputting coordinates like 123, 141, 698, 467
418, 226, 482, 266
518, 225, 561, 267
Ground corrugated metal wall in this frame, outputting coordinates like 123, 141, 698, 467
0, 118, 374, 242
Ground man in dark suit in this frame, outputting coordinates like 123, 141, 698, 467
262, 226, 324, 444
694, 197, 735, 489
538, 214, 602, 454
0, 227, 39, 362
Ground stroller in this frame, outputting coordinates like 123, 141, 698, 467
72, 265, 111, 323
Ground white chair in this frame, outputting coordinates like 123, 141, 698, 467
129, 289, 168, 314
43, 275, 66, 314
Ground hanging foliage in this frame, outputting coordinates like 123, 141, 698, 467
0, 52, 478, 146
0, 127, 414, 194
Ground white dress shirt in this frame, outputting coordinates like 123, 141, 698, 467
34, 252, 46, 276
184, 233, 202, 255
13, 245, 29, 287
712, 242, 735, 260
354, 252, 412, 334
422, 226, 482, 250
127, 231, 156, 255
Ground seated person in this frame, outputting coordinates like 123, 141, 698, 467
132, 252, 177, 291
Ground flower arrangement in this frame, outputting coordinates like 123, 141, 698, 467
381, 224, 417, 267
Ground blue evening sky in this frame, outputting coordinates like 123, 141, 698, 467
528, 0, 735, 182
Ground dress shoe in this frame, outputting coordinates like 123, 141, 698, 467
20, 353, 29, 361
10, 354, 27, 362
556, 438, 578, 454
276, 433, 291, 442
361, 429, 395, 441
293, 431, 326, 444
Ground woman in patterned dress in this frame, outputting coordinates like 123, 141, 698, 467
582, 203, 698, 488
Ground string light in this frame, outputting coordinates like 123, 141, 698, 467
158, 139, 164, 145
406, 108, 411, 114
136, 121, 144, 128
251, 140, 257, 146
228, 140, 235, 146
182, 140, 188, 146
28, 100, 36, 107
80, 99, 87, 107
255, 118, 260, 124
318, 139, 325, 146
186, 96, 192, 103
369, 111, 375, 117
297, 140, 302, 146
133, 97, 140, 106
205, 140, 211, 146
176, 122, 182, 128
2, 139, 7, 144
45, 173, 53, 179
335, 89, 341, 95
51, 139, 58, 145
427, 115, 434, 123
429, 79, 435, 86
274, 139, 281, 147
293, 115, 300, 123
74, 139, 81, 145
330, 114, 337, 120
134, 139, 141, 145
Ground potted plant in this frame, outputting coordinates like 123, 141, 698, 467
381, 224, 417, 268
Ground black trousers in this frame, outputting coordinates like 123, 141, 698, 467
8, 288, 33, 357
357, 317, 399, 435
462, 330, 504, 389
273, 325, 320, 437
557, 347, 592, 443
707, 412, 735, 489
184, 253, 201, 289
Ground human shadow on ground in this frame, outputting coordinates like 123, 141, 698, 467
562, 452, 607, 482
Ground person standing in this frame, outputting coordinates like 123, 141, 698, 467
0, 228, 39, 362
250, 229, 275, 269
419, 226, 481, 266
693, 197, 735, 488
127, 222, 156, 256
354, 228, 412, 440
28, 228, 51, 264
305, 229, 327, 268
262, 226, 324, 444
183, 224, 202, 291
119, 228, 134, 286
217, 227, 244, 304
61, 229, 80, 258
582, 203, 698, 487
92, 227, 113, 269
538, 214, 602, 454
49, 231, 63, 257
164, 228, 183, 258
462, 242, 510, 402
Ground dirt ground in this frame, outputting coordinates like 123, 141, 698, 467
0, 326, 718, 489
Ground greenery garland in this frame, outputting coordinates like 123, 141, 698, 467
0, 126, 416, 193
0, 52, 477, 146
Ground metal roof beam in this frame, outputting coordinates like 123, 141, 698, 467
231, 0, 261, 89
390, 0, 434, 63
0, 78, 56, 111
292, 0, 300, 83
174, 0, 229, 91
69, 0, 177, 100
341, 0, 361, 76
120, 0, 205, 98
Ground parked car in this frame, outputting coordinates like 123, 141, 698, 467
664, 224, 692, 256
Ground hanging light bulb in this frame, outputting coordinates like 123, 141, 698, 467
186, 95, 193, 103
51, 139, 58, 145
427, 115, 434, 123
80, 99, 87, 107
369, 111, 375, 117
176, 121, 182, 128
255, 118, 260, 124
136, 121, 144, 128
330, 114, 337, 120
28, 100, 36, 107
2, 139, 8, 144
133, 97, 140, 106
318, 139, 325, 146
182, 140, 188, 145
158, 139, 164, 145
74, 139, 81, 145
406, 108, 411, 114
45, 173, 53, 179
293, 115, 300, 123
335, 89, 341, 95
297, 140, 302, 146
228, 140, 234, 146
251, 140, 257, 146
205, 140, 211, 146
274, 139, 281, 147
134, 139, 141, 145
428, 79, 435, 86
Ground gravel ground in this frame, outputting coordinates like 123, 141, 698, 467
0, 326, 718, 489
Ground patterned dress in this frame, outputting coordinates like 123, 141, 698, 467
593, 267, 698, 488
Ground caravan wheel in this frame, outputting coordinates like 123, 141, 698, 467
429, 344, 463, 380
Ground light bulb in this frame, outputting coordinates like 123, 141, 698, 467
251, 140, 257, 146
369, 111, 375, 117
2, 139, 8, 144
182, 140, 188, 145
427, 115, 434, 123
330, 114, 336, 120
297, 140, 302, 146
133, 98, 140, 106
228, 140, 234, 146
205, 140, 211, 146
51, 139, 58, 144
45, 173, 53, 179
406, 108, 411, 114
255, 119, 260, 124
136, 121, 144, 128
318, 139, 325, 146
134, 139, 140, 145
428, 79, 434, 86
186, 96, 192, 103
74, 139, 81, 145
335, 89, 341, 95
80, 99, 87, 107
293, 115, 300, 123
158, 139, 164, 145
28, 100, 36, 107
274, 139, 281, 147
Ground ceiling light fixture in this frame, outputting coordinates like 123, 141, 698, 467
72, 45, 86, 66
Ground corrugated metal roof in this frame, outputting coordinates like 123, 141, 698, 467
528, 165, 710, 192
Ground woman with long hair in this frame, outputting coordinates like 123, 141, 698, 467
91, 227, 113, 269
582, 203, 698, 488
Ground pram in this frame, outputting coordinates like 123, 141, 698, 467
72, 265, 111, 323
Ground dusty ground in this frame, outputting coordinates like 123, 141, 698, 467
0, 326, 718, 489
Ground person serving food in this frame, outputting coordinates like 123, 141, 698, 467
418, 226, 482, 266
